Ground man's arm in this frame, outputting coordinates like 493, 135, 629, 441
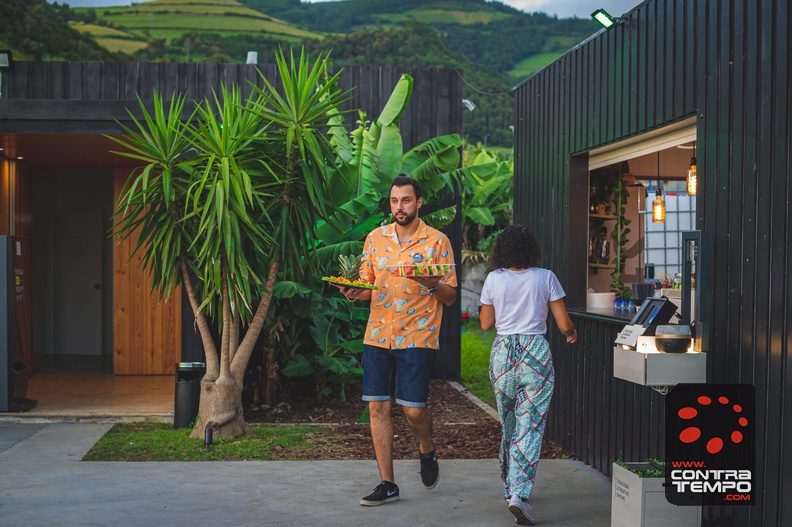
431, 283, 456, 306
407, 275, 456, 306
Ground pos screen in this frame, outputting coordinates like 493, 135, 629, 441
629, 297, 677, 335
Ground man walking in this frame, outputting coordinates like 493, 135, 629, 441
337, 175, 457, 506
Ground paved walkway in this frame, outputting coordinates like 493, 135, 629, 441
0, 422, 613, 527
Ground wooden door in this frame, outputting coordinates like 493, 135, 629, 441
113, 169, 180, 375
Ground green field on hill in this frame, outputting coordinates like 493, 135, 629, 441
509, 52, 565, 78
376, 9, 509, 25
73, 0, 323, 52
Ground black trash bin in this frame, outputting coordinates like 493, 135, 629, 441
174, 362, 205, 429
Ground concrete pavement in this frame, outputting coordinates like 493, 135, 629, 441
0, 422, 613, 527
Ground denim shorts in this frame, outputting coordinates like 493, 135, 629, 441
362, 344, 435, 408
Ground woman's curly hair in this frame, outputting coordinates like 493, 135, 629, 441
491, 225, 542, 269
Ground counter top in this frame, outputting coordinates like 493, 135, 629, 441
568, 307, 636, 324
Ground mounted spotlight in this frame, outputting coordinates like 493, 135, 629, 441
462, 98, 476, 112
591, 8, 621, 29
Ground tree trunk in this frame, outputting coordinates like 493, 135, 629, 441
265, 346, 279, 407
189, 378, 250, 439
187, 259, 280, 439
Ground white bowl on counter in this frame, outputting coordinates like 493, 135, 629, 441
587, 292, 616, 310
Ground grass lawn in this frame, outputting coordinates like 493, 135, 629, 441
84, 422, 326, 461
460, 317, 496, 408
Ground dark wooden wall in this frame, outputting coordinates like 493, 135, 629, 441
513, 1, 791, 525
0, 162, 33, 373
0, 61, 463, 379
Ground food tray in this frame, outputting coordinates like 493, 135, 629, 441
321, 277, 378, 290
387, 263, 455, 277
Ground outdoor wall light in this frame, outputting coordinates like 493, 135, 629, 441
686, 156, 697, 195
591, 8, 621, 29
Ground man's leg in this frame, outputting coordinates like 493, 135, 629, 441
402, 406, 433, 454
360, 346, 400, 506
395, 347, 438, 489
369, 400, 395, 483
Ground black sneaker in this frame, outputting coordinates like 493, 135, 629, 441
420, 450, 440, 489
360, 481, 400, 506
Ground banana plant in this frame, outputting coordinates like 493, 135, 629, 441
460, 148, 513, 261
274, 73, 498, 394
315, 73, 485, 260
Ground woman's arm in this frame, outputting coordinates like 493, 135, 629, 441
549, 298, 577, 343
480, 304, 495, 331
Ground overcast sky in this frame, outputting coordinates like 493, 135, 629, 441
54, 0, 641, 19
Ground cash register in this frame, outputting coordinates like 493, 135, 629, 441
614, 297, 678, 350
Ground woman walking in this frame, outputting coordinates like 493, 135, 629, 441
479, 225, 577, 525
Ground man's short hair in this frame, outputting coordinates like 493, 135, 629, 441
390, 174, 422, 200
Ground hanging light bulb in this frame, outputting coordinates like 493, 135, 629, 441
652, 151, 666, 223
652, 187, 666, 223
687, 156, 697, 195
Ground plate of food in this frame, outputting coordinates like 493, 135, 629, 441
387, 262, 455, 277
322, 254, 378, 290
321, 276, 378, 290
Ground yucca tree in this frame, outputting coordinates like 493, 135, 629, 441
112, 49, 351, 438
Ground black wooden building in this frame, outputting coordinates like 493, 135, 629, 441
0, 61, 463, 380
513, 0, 790, 525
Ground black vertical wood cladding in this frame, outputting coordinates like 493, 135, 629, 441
0, 62, 463, 380
514, 0, 790, 524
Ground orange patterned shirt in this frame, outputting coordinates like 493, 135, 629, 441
359, 220, 457, 350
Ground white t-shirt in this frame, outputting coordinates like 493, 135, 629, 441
480, 267, 566, 335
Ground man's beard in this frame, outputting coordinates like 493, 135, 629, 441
393, 209, 417, 226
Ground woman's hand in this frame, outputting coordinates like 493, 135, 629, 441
549, 298, 576, 344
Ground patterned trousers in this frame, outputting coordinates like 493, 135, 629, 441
489, 334, 555, 501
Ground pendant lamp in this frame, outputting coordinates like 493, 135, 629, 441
652, 151, 666, 223
686, 155, 697, 196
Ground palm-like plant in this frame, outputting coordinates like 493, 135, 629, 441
112, 49, 351, 438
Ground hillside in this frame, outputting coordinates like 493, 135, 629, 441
70, 0, 324, 61
0, 0, 126, 61
256, 0, 598, 79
